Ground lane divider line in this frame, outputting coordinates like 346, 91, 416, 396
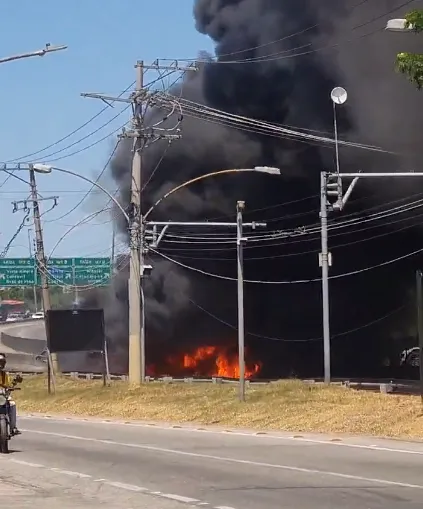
18, 428, 423, 491
3, 456, 230, 509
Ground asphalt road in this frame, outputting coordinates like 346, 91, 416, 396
1, 415, 423, 508
0, 320, 45, 354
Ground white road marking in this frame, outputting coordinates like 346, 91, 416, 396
21, 414, 423, 457
50, 467, 91, 478
19, 428, 423, 490
161, 493, 201, 503
8, 457, 228, 507
11, 459, 43, 468
105, 481, 147, 492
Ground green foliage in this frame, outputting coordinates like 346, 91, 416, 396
396, 52, 423, 89
395, 10, 423, 89
404, 10, 423, 32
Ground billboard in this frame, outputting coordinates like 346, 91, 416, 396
46, 308, 105, 353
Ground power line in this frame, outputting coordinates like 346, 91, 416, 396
7, 82, 135, 165
163, 0, 414, 65
150, 243, 423, 285
44, 140, 121, 223
0, 210, 30, 258
187, 296, 408, 343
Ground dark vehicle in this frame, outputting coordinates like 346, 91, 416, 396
0, 387, 20, 453
401, 347, 420, 367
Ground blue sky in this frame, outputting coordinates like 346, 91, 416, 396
0, 0, 213, 260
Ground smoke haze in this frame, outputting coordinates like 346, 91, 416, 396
85, 0, 423, 378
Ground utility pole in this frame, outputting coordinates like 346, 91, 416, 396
82, 59, 197, 384
236, 201, 246, 402
320, 172, 331, 384
27, 229, 38, 312
416, 270, 423, 407
128, 61, 144, 384
28, 166, 59, 374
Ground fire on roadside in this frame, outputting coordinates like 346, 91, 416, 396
147, 343, 262, 379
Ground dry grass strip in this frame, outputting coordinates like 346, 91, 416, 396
16, 376, 423, 439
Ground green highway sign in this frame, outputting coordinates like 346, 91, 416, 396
0, 258, 34, 267
0, 257, 112, 287
0, 267, 36, 287
47, 258, 72, 266
73, 257, 110, 267
37, 266, 74, 285
74, 267, 111, 286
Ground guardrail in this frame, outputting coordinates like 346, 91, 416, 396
15, 372, 422, 395
0, 332, 46, 355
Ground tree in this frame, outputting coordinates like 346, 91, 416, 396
396, 10, 423, 89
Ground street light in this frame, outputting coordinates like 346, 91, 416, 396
0, 44, 67, 65
144, 166, 281, 219
386, 19, 414, 32
32, 164, 129, 222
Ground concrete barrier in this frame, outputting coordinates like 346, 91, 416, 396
4, 352, 46, 373
0, 333, 46, 355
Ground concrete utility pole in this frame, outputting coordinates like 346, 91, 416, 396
82, 59, 197, 384
9, 164, 59, 378
28, 166, 59, 374
146, 212, 268, 403
236, 201, 246, 402
27, 229, 38, 312
128, 61, 144, 385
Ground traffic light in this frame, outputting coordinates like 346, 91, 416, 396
326, 174, 342, 210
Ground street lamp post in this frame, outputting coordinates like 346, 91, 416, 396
0, 44, 67, 65
32, 164, 129, 222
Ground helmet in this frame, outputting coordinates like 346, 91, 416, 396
0, 353, 6, 370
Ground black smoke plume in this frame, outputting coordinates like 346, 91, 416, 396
84, 0, 423, 378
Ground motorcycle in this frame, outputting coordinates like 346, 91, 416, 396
0, 387, 20, 454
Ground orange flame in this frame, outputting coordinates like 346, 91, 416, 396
182, 345, 261, 379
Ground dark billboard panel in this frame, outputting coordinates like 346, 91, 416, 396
46, 309, 104, 353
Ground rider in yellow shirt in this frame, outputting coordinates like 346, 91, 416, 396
0, 353, 22, 435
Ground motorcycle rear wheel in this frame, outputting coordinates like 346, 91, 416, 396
0, 417, 9, 454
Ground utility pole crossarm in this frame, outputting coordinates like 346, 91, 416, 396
144, 59, 198, 72
330, 172, 423, 178
80, 93, 133, 104
146, 221, 266, 227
